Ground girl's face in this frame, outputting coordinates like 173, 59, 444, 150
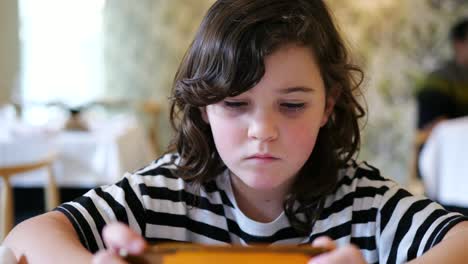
203, 44, 335, 195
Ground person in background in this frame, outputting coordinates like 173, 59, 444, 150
416, 18, 468, 156
4, 1, 468, 264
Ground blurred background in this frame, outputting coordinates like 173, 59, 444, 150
1, 0, 468, 229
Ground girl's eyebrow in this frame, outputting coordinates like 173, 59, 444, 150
278, 86, 315, 94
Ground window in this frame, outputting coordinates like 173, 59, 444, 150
19, 0, 106, 123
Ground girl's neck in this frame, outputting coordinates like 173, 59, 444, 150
229, 171, 293, 223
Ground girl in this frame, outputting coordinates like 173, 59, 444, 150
4, 0, 468, 263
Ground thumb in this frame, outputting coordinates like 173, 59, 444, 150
102, 222, 147, 255
311, 236, 337, 251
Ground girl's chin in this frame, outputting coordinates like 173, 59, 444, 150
230, 170, 293, 192
243, 177, 287, 191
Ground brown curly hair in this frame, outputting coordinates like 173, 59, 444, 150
168, 0, 365, 235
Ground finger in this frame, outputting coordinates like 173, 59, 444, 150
311, 236, 337, 251
102, 222, 147, 255
92, 250, 128, 264
308, 245, 365, 264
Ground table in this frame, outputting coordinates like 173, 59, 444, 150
1, 115, 155, 188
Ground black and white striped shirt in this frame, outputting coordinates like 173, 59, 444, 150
56, 153, 467, 264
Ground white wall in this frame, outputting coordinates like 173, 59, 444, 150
0, 0, 19, 105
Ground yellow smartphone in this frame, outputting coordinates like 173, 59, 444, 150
125, 243, 328, 264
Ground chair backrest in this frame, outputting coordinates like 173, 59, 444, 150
140, 100, 161, 155
0, 158, 53, 176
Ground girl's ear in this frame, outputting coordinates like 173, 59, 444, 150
199, 107, 209, 124
321, 87, 340, 127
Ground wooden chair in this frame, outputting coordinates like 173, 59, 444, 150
141, 100, 162, 155
0, 156, 59, 241
407, 129, 429, 195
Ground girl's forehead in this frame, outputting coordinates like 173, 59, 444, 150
262, 45, 323, 86
234, 46, 325, 97
265, 43, 316, 63
209, 43, 324, 100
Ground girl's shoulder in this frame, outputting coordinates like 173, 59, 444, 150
126, 152, 194, 191
126, 152, 224, 194
133, 152, 181, 178
319, 161, 401, 226
339, 160, 394, 182
333, 161, 398, 197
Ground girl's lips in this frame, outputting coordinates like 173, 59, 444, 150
247, 154, 280, 160
246, 156, 280, 165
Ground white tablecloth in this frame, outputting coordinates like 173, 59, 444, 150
0, 115, 155, 188
419, 116, 468, 207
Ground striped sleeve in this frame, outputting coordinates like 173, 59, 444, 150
376, 183, 468, 264
54, 172, 147, 253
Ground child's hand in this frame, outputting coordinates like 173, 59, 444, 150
308, 236, 367, 264
92, 222, 147, 264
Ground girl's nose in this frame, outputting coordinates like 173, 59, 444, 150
247, 112, 279, 142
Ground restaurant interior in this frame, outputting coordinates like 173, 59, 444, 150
1, 0, 468, 262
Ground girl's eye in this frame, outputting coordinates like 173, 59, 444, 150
280, 102, 306, 111
223, 101, 248, 108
